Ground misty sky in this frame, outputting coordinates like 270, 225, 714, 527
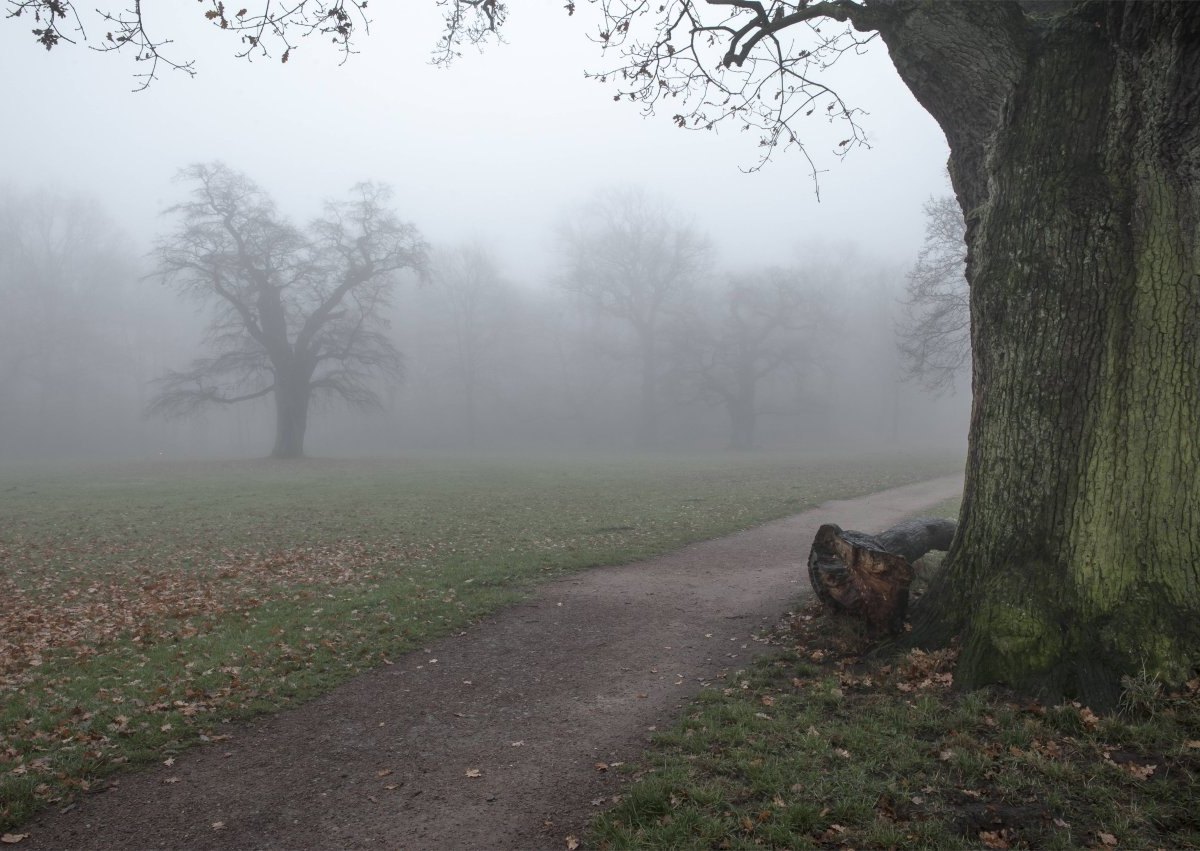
2, 2, 950, 284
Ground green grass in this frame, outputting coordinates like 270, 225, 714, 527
589, 498, 1200, 851
0, 451, 957, 830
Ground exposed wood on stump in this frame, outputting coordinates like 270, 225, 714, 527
808, 518, 957, 634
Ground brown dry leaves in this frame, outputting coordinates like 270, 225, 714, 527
0, 537, 436, 692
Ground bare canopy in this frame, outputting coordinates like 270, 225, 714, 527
152, 163, 427, 458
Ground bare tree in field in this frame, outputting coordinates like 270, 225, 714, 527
152, 162, 427, 458
559, 187, 710, 448
896, 195, 969, 395
670, 268, 827, 450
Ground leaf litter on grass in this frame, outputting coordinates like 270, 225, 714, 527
0, 536, 441, 693
590, 599, 1200, 850
0, 454, 960, 831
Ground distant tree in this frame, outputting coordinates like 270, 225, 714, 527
0, 187, 139, 451
152, 163, 427, 458
896, 196, 969, 395
559, 187, 710, 448
427, 242, 510, 447
670, 268, 826, 450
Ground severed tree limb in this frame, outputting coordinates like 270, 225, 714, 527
807, 517, 956, 635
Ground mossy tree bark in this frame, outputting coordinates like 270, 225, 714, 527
875, 2, 1200, 705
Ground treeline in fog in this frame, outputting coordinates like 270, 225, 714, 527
0, 167, 968, 461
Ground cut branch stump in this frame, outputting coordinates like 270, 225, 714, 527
807, 517, 957, 634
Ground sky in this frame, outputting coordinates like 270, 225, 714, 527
1, 1, 951, 284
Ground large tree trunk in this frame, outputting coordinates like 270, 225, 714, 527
271, 369, 311, 459
881, 3, 1200, 705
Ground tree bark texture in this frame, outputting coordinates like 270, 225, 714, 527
878, 2, 1200, 703
808, 518, 957, 635
271, 366, 313, 459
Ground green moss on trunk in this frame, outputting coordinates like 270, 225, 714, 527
907, 4, 1200, 705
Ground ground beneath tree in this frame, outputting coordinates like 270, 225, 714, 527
20, 476, 962, 851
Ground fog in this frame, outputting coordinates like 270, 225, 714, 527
0, 4, 968, 461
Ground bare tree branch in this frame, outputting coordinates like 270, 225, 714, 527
6, 0, 370, 89
896, 194, 970, 395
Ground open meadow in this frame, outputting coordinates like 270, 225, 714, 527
0, 451, 958, 830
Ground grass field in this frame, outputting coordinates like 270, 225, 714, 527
0, 451, 958, 830
589, 498, 1200, 851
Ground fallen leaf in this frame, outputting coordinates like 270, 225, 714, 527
465, 768, 482, 778
510, 741, 525, 747
760, 695, 775, 707
163, 757, 175, 767
1097, 832, 1118, 847
565, 836, 580, 850
833, 748, 851, 759
376, 769, 393, 778
1053, 818, 1070, 829
211, 822, 225, 831
1124, 762, 1156, 780
1, 835, 29, 845
384, 784, 398, 790
594, 762, 609, 772
979, 830, 1010, 849
163, 776, 181, 784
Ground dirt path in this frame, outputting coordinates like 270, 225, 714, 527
22, 476, 962, 851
